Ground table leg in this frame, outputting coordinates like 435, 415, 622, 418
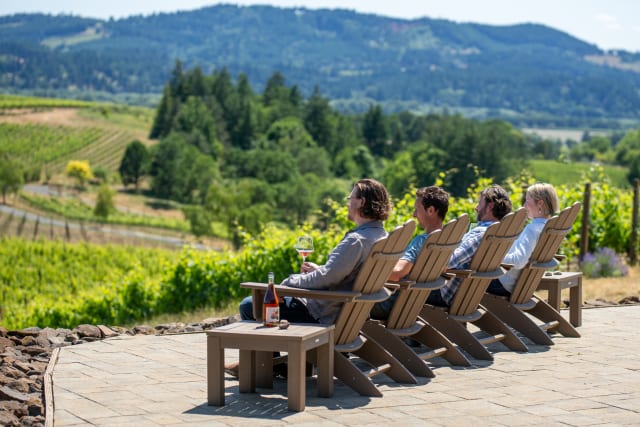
287, 341, 305, 411
255, 351, 273, 389
316, 330, 334, 398
239, 350, 256, 393
207, 335, 225, 406
570, 276, 582, 327
547, 283, 562, 311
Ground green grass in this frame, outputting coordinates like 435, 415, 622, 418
526, 159, 630, 188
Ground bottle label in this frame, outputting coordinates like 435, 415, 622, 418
264, 305, 280, 326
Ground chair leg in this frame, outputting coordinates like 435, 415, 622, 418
412, 321, 471, 367
352, 335, 418, 384
420, 306, 493, 361
333, 350, 382, 397
361, 321, 435, 378
528, 297, 581, 338
473, 308, 529, 352
481, 295, 555, 346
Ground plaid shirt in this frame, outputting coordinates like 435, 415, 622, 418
440, 220, 495, 305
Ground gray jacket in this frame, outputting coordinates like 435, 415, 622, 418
280, 221, 387, 324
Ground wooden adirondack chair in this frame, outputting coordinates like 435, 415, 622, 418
240, 219, 417, 397
361, 214, 472, 378
419, 208, 529, 361
481, 202, 582, 345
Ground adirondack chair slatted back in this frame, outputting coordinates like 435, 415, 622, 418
449, 208, 527, 316
510, 202, 581, 304
386, 214, 470, 329
334, 219, 416, 344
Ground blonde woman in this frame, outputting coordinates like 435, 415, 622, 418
486, 183, 560, 296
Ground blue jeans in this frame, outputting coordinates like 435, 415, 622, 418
486, 279, 511, 297
425, 289, 449, 307
239, 295, 318, 323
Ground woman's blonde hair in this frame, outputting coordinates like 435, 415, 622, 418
527, 183, 559, 216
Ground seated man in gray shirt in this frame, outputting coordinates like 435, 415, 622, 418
237, 178, 392, 325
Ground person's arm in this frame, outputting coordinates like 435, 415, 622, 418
281, 234, 365, 290
502, 224, 539, 269
448, 231, 482, 269
389, 259, 413, 282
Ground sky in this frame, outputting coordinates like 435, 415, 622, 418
2, 1, 640, 53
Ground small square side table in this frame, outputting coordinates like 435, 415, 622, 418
537, 271, 582, 327
207, 321, 334, 411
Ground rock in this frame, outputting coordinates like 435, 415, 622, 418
133, 325, 155, 335
0, 410, 20, 427
97, 325, 119, 338
0, 385, 37, 403
619, 296, 640, 304
0, 336, 13, 352
75, 324, 101, 339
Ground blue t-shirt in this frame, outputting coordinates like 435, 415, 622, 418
400, 233, 430, 264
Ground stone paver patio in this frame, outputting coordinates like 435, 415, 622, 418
51, 305, 640, 426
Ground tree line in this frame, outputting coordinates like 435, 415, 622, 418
119, 63, 532, 243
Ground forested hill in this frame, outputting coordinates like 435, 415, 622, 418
2, 4, 640, 127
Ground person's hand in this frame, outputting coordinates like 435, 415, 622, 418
300, 261, 319, 274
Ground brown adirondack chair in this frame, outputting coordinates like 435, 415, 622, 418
481, 202, 582, 345
361, 214, 472, 378
419, 208, 529, 361
240, 219, 418, 397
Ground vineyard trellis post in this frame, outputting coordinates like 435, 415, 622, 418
579, 182, 591, 262
630, 179, 640, 266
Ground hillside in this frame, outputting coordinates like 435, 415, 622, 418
1, 5, 640, 128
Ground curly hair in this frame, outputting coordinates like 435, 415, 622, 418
416, 186, 449, 220
480, 185, 512, 220
353, 178, 392, 221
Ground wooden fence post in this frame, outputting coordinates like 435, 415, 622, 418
630, 179, 640, 266
579, 182, 591, 262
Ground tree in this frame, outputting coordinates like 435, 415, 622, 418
362, 104, 388, 156
0, 155, 23, 204
119, 140, 149, 191
66, 160, 93, 189
94, 184, 115, 219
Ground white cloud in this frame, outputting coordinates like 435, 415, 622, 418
594, 13, 621, 30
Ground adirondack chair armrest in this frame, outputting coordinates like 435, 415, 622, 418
241, 281, 363, 321
240, 282, 362, 302
445, 268, 473, 278
441, 271, 456, 281
554, 254, 566, 262
500, 263, 515, 271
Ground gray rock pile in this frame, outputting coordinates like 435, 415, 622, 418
0, 316, 239, 427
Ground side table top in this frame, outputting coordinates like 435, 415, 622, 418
206, 321, 334, 340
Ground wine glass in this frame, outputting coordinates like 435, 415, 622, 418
294, 235, 314, 264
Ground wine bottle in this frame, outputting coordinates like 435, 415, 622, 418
263, 272, 280, 327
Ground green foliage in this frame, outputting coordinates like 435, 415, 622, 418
93, 184, 115, 219
0, 154, 24, 203
119, 140, 149, 190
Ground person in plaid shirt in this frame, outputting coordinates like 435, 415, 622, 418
425, 185, 513, 307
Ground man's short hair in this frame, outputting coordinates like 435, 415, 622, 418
416, 186, 449, 220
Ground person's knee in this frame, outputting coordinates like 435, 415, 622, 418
239, 296, 254, 320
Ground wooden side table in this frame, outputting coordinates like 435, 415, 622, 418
537, 271, 582, 327
207, 321, 334, 411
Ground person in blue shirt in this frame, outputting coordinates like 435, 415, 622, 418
486, 183, 559, 296
369, 186, 449, 320
426, 185, 513, 307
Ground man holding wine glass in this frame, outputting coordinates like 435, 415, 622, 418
226, 178, 392, 377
